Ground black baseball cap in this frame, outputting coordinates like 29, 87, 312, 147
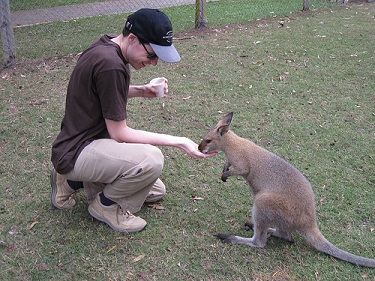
125, 9, 181, 63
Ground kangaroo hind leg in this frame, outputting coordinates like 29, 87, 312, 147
245, 222, 294, 243
215, 224, 269, 248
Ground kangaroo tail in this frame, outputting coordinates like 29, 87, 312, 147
303, 227, 375, 268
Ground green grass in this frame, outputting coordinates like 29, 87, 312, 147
9, 0, 335, 12
6, 0, 337, 61
1, 2, 374, 281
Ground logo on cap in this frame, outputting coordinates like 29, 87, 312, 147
126, 21, 132, 30
163, 31, 173, 44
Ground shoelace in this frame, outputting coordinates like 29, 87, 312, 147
118, 206, 135, 220
61, 196, 75, 207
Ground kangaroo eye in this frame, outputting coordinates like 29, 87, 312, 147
205, 140, 211, 144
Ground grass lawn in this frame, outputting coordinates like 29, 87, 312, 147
1, 1, 374, 280
7, 0, 336, 60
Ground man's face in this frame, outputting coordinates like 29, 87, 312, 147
125, 36, 159, 70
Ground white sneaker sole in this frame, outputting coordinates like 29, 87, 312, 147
50, 168, 61, 209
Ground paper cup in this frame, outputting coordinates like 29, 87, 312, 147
150, 77, 166, 98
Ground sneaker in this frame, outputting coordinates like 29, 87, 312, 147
50, 168, 76, 209
88, 194, 147, 233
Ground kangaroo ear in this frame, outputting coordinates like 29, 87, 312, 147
223, 112, 234, 126
218, 124, 230, 136
215, 112, 233, 136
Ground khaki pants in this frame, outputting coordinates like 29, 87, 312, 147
65, 139, 166, 213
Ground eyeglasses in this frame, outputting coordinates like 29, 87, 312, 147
140, 42, 158, 60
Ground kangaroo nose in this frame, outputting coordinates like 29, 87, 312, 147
198, 143, 203, 152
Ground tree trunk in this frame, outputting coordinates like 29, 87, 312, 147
303, 0, 310, 11
0, 0, 16, 66
195, 0, 207, 29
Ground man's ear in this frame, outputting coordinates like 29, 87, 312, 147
127, 33, 138, 45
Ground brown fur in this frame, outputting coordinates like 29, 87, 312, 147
198, 112, 375, 267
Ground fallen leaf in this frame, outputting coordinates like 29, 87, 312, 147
147, 204, 165, 210
6, 245, 15, 252
191, 196, 204, 202
29, 99, 47, 106
107, 246, 116, 253
131, 254, 146, 263
37, 262, 47, 271
29, 221, 38, 230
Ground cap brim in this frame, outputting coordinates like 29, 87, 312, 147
150, 43, 181, 63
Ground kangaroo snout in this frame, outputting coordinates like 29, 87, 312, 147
198, 142, 207, 153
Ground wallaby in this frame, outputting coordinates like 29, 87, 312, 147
198, 112, 375, 267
